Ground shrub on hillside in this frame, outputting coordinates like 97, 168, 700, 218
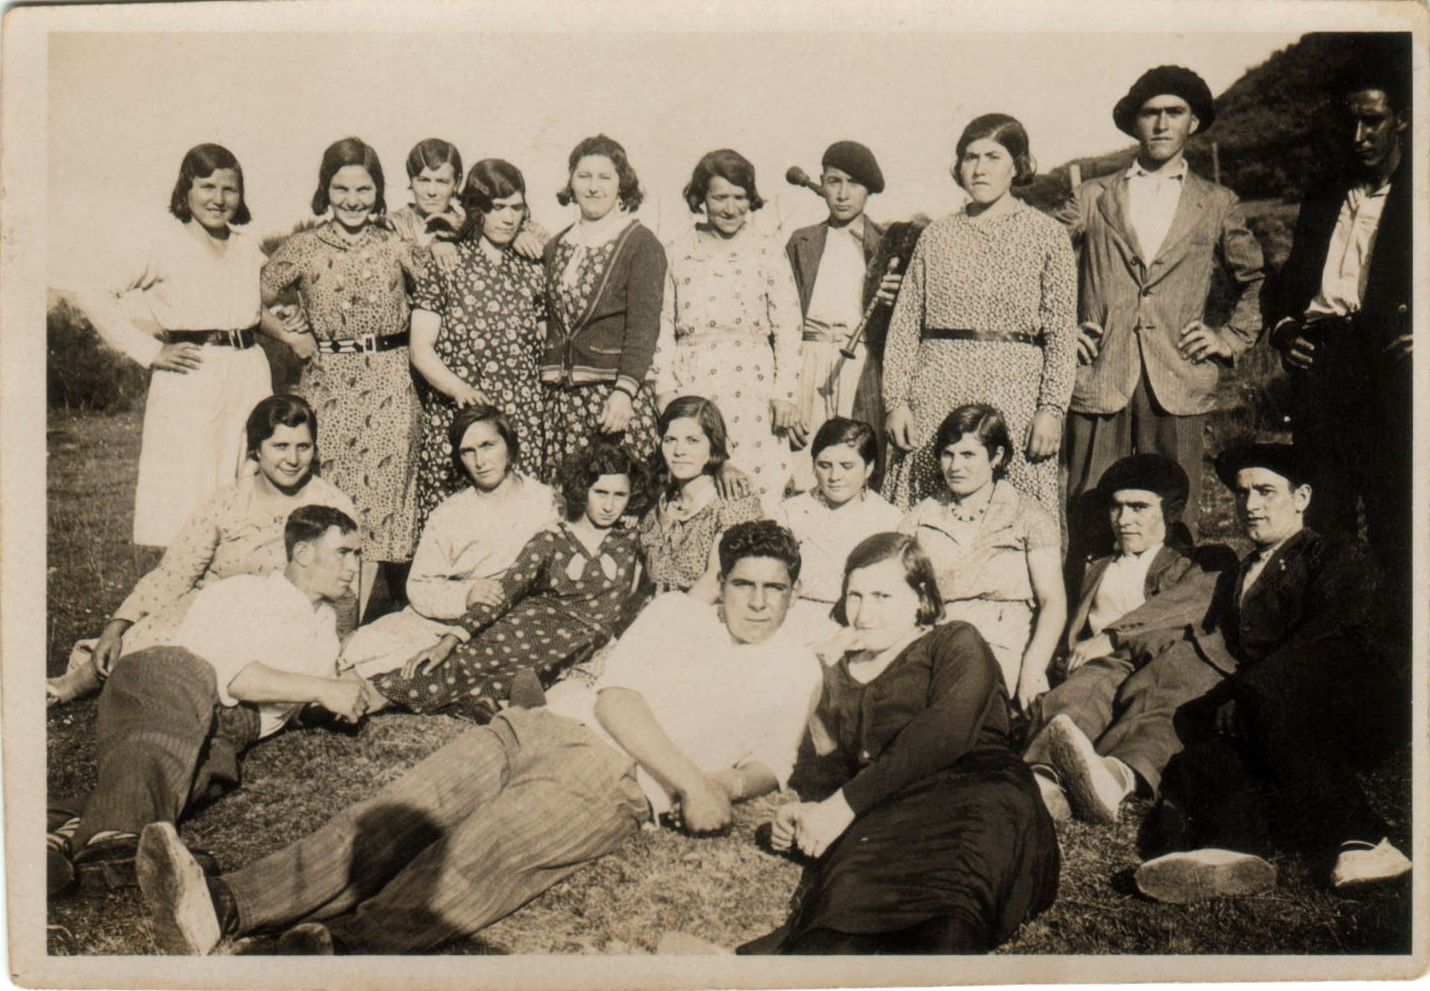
47, 297, 147, 412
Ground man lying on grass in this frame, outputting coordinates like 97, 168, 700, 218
136, 519, 822, 955
48, 505, 376, 898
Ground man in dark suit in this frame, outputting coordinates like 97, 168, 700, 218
1059, 66, 1265, 555
1266, 56, 1412, 640
1131, 443, 1409, 902
1024, 455, 1234, 824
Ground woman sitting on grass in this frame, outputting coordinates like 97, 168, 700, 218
368, 441, 650, 722
48, 395, 356, 706
745, 532, 1060, 954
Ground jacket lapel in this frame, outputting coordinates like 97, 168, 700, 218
1095, 178, 1147, 273
1150, 171, 1210, 267
1069, 555, 1112, 648
860, 218, 884, 262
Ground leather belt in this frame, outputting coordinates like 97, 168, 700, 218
316, 332, 411, 355
165, 327, 257, 349
924, 327, 1043, 347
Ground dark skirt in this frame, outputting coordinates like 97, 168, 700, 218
745, 748, 1059, 954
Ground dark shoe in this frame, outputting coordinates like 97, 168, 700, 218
508, 668, 547, 709
1135, 848, 1276, 904
136, 823, 222, 955
47, 837, 76, 898
74, 832, 219, 893
277, 922, 338, 955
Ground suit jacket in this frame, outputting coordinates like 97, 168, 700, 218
785, 217, 885, 318
1069, 543, 1195, 653
1057, 169, 1265, 416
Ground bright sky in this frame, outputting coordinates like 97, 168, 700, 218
47, 20, 1301, 291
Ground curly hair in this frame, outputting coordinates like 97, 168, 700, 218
830, 532, 944, 628
457, 158, 528, 242
169, 143, 251, 225
558, 442, 652, 522
683, 148, 765, 214
556, 134, 644, 212
717, 519, 802, 583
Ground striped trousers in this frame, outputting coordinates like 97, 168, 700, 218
225, 707, 650, 952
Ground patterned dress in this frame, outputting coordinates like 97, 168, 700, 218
261, 222, 423, 562
544, 236, 660, 477
637, 491, 764, 592
410, 242, 546, 527
880, 200, 1077, 518
653, 224, 804, 509
373, 522, 643, 720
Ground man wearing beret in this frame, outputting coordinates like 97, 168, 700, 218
1266, 53, 1413, 645
786, 141, 897, 489
1023, 454, 1235, 824
1059, 66, 1266, 567
1130, 442, 1410, 901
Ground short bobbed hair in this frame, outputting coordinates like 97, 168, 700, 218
556, 134, 644, 212
405, 138, 463, 182
953, 113, 1037, 189
717, 519, 802, 584
933, 403, 1013, 480
683, 148, 765, 214
448, 403, 519, 481
284, 504, 359, 560
655, 396, 731, 495
459, 158, 528, 242
831, 532, 945, 628
810, 416, 878, 466
170, 143, 251, 225
558, 441, 653, 523
245, 394, 317, 465
311, 137, 387, 217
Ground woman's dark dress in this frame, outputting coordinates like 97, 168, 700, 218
749, 622, 1059, 954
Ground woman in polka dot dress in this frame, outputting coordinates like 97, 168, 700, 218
370, 442, 649, 722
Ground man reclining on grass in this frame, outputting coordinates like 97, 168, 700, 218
1023, 454, 1235, 824
48, 505, 375, 898
135, 519, 822, 955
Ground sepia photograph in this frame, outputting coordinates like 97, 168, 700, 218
2, 1, 1425, 987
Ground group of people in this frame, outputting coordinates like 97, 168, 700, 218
46, 54, 1412, 956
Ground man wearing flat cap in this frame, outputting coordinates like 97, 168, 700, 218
786, 141, 897, 489
1059, 66, 1266, 568
1125, 441, 1410, 901
1023, 454, 1235, 824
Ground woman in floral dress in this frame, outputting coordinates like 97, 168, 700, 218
262, 137, 423, 611
408, 158, 547, 526
540, 135, 665, 479
653, 148, 805, 510
881, 115, 1076, 518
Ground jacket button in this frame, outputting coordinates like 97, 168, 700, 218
1141, 288, 1152, 298
859, 750, 871, 761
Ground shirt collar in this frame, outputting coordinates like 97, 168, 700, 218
828, 216, 867, 242
1125, 158, 1188, 182
1115, 541, 1164, 564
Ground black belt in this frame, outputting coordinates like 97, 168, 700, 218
316, 332, 411, 355
924, 327, 1043, 346
165, 327, 257, 349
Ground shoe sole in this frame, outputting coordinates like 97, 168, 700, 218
1136, 850, 1277, 904
1047, 716, 1121, 824
136, 823, 221, 955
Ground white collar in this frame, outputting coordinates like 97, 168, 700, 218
1126, 158, 1188, 182
1114, 541, 1164, 565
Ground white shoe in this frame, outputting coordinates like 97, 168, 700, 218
1031, 767, 1071, 823
1332, 838, 1411, 890
1135, 849, 1277, 904
1046, 714, 1128, 824
136, 823, 221, 955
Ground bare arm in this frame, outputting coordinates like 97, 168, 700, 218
227, 662, 369, 722
1018, 546, 1067, 705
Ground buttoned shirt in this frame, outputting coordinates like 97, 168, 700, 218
1125, 159, 1187, 263
804, 220, 868, 330
172, 571, 340, 739
1238, 533, 1294, 605
1086, 541, 1164, 635
1304, 181, 1392, 319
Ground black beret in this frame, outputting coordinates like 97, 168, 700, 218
821, 141, 884, 194
1095, 454, 1190, 514
1113, 65, 1216, 137
1214, 442, 1312, 490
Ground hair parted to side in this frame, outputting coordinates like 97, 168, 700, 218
245, 394, 318, 463
655, 395, 731, 494
169, 143, 251, 225
459, 158, 528, 242
448, 403, 519, 480
558, 441, 653, 522
810, 416, 878, 466
683, 148, 765, 213
934, 403, 1013, 479
405, 137, 463, 181
953, 113, 1037, 188
311, 137, 387, 217
717, 519, 802, 583
830, 532, 944, 627
284, 504, 359, 559
556, 134, 644, 212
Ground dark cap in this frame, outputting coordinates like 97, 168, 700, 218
1214, 442, 1312, 490
1096, 454, 1190, 518
1113, 65, 1216, 136
821, 141, 884, 194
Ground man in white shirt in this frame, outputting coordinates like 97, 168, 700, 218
137, 520, 823, 955
1023, 455, 1232, 824
48, 506, 372, 898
